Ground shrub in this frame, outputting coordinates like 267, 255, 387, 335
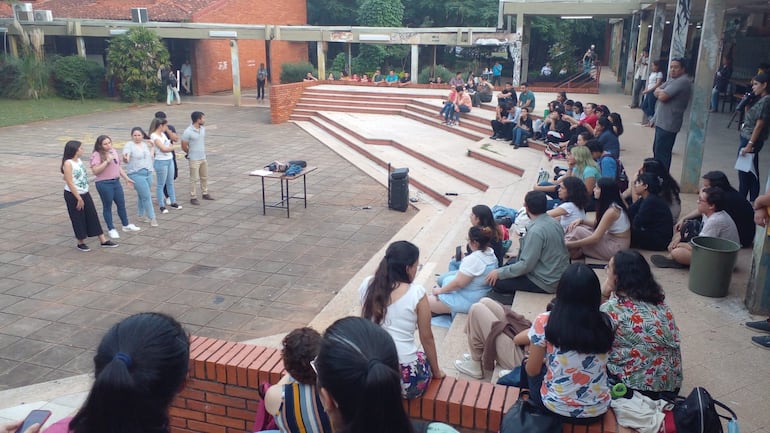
280, 61, 317, 83
418, 64, 453, 84
53, 56, 105, 100
0, 54, 51, 99
331, 52, 347, 74
106, 28, 169, 102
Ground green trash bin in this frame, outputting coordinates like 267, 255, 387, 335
688, 236, 740, 297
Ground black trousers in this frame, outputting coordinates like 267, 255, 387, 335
64, 190, 103, 241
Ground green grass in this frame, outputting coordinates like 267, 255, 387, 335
0, 97, 131, 128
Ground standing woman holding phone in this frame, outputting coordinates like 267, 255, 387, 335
90, 135, 140, 239
61, 140, 118, 251
737, 73, 770, 202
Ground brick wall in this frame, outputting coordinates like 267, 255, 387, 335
269, 81, 316, 124
171, 336, 618, 433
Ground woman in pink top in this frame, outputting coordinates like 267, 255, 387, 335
90, 135, 140, 239
452, 87, 473, 125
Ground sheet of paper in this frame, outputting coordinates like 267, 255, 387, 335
249, 169, 273, 176
734, 153, 754, 173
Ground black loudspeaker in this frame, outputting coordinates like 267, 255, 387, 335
388, 168, 409, 212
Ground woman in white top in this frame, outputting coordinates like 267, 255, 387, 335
61, 140, 118, 251
429, 226, 498, 317
123, 127, 158, 227
565, 178, 631, 260
149, 117, 181, 214
641, 60, 664, 125
359, 241, 445, 399
547, 176, 589, 231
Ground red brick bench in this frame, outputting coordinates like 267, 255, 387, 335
170, 336, 618, 433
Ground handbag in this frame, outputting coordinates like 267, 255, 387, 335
500, 392, 562, 433
672, 387, 738, 433
253, 382, 278, 432
679, 219, 703, 243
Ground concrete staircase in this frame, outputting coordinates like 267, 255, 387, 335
282, 85, 561, 383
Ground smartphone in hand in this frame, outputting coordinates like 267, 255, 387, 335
455, 245, 462, 262
15, 410, 51, 433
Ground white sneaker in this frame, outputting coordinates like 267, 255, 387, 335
107, 229, 120, 239
122, 224, 141, 232
150, 218, 159, 227
454, 359, 483, 379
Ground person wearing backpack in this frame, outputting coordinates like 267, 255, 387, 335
164, 66, 181, 105
257, 63, 268, 101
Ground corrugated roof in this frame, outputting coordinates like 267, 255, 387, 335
1, 0, 217, 22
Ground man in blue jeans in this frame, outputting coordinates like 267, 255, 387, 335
650, 58, 692, 171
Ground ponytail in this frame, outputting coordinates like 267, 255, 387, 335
362, 241, 419, 325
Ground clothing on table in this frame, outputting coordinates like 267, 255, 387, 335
700, 210, 740, 246
358, 277, 432, 398
628, 195, 674, 251
466, 298, 530, 371
601, 294, 683, 393
436, 248, 497, 315
495, 214, 569, 294
528, 312, 611, 418
273, 380, 333, 433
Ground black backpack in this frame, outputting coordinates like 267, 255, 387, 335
600, 154, 629, 192
673, 387, 738, 433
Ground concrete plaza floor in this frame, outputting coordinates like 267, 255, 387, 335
1, 69, 770, 432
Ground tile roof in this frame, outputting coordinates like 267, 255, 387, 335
1, 0, 220, 22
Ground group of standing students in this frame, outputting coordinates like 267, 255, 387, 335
61, 111, 184, 251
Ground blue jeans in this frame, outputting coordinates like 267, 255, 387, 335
443, 103, 455, 122
95, 178, 129, 230
453, 104, 471, 121
641, 92, 657, 119
128, 169, 155, 219
166, 84, 180, 104
652, 126, 678, 172
154, 159, 176, 207
513, 127, 532, 146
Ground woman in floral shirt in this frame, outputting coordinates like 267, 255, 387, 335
526, 263, 614, 422
601, 250, 683, 400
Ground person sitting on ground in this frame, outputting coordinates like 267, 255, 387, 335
541, 62, 553, 76
652, 187, 740, 269
627, 173, 674, 251
543, 107, 572, 155
573, 101, 586, 121
628, 158, 682, 223
563, 99, 575, 117
265, 328, 332, 433
327, 72, 335, 80
485, 191, 570, 302
351, 73, 360, 82
587, 139, 618, 180
496, 82, 518, 115
547, 176, 589, 233
449, 71, 465, 87
314, 317, 458, 433
303, 72, 318, 81
430, 226, 498, 317
511, 107, 534, 148
466, 73, 477, 92
490, 104, 520, 141
398, 72, 411, 87
385, 69, 399, 85
565, 177, 631, 260
453, 297, 532, 379
472, 76, 494, 106
518, 82, 535, 111
451, 87, 472, 125
42, 313, 189, 433
675, 170, 754, 248
360, 74, 370, 83
359, 240, 445, 398
609, 112, 624, 137
441, 86, 461, 125
601, 250, 682, 400
372, 68, 383, 83
535, 146, 598, 207
449, 204, 506, 268
564, 102, 601, 145
595, 116, 620, 158
534, 100, 559, 139
526, 263, 614, 422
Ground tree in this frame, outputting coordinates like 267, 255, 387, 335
106, 28, 169, 102
403, 0, 498, 27
355, 0, 406, 72
308, 0, 359, 25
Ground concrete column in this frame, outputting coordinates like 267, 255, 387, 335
9, 34, 19, 57
521, 14, 531, 84
648, 2, 666, 66
670, 0, 692, 61
317, 41, 326, 80
681, 0, 725, 192
625, 13, 641, 94
513, 12, 524, 86
410, 44, 419, 83
230, 39, 241, 107
76, 36, 86, 58
748, 228, 770, 315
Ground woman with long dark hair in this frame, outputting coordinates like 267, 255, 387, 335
359, 241, 444, 399
525, 263, 614, 421
149, 117, 181, 214
61, 140, 118, 251
641, 60, 663, 126
737, 73, 770, 202
43, 313, 189, 433
565, 178, 631, 260
123, 127, 158, 227
627, 173, 674, 251
601, 250, 682, 400
629, 158, 681, 223
90, 135, 140, 239
547, 176, 588, 231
